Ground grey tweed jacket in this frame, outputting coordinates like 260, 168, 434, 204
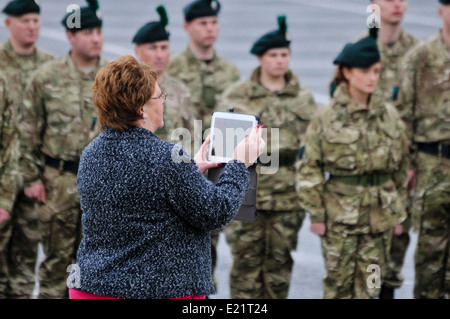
74, 126, 249, 299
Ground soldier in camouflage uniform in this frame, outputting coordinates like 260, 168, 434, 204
221, 16, 317, 299
167, 0, 240, 290
19, 1, 107, 299
297, 36, 409, 299
167, 0, 240, 131
0, 71, 20, 298
329, 2, 420, 299
133, 5, 194, 152
0, 0, 54, 299
367, 0, 421, 299
330, 1, 420, 101
396, 0, 450, 299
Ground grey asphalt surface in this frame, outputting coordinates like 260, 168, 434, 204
0, 0, 441, 299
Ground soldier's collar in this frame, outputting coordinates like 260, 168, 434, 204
5, 40, 37, 58
377, 30, 407, 51
250, 67, 300, 97
334, 82, 374, 114
66, 52, 102, 79
185, 46, 218, 64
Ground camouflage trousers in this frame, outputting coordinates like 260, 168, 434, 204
37, 166, 82, 299
412, 152, 450, 299
320, 229, 392, 299
224, 210, 305, 299
382, 215, 412, 289
0, 191, 40, 299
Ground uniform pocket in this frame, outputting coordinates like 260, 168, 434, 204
323, 127, 360, 170
321, 230, 348, 270
370, 183, 406, 233
378, 119, 403, 167
324, 180, 363, 226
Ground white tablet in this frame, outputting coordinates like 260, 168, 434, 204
208, 111, 259, 163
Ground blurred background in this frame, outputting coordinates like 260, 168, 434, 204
0, 0, 441, 299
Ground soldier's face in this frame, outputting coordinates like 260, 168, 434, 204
343, 63, 381, 95
5, 13, 40, 46
258, 48, 291, 78
135, 41, 170, 76
68, 27, 103, 60
373, 0, 407, 25
184, 17, 219, 48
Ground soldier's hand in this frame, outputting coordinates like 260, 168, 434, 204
394, 223, 403, 236
310, 222, 326, 236
24, 183, 46, 203
194, 135, 222, 174
0, 208, 9, 224
407, 169, 417, 190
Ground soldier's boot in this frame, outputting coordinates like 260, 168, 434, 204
379, 285, 394, 299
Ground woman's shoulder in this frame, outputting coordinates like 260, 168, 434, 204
86, 127, 174, 156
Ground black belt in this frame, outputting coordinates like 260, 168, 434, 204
259, 151, 298, 167
416, 142, 450, 159
329, 174, 391, 186
45, 155, 79, 175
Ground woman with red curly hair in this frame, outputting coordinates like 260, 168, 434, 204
69, 55, 265, 299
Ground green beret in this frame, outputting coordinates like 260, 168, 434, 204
133, 5, 170, 44
333, 36, 380, 68
184, 0, 220, 22
2, 0, 40, 17
439, 0, 450, 4
61, 0, 102, 32
250, 15, 291, 56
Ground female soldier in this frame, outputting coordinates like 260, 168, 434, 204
220, 16, 317, 299
296, 35, 409, 299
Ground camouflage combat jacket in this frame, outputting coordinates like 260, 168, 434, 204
19, 54, 108, 187
167, 47, 240, 129
0, 40, 54, 116
156, 74, 194, 151
375, 31, 421, 102
297, 83, 409, 234
0, 72, 18, 213
396, 31, 450, 148
0, 41, 54, 187
220, 67, 317, 212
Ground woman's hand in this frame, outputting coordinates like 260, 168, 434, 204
310, 222, 326, 236
194, 135, 222, 174
233, 124, 266, 168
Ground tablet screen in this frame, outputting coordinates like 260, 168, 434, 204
208, 112, 258, 163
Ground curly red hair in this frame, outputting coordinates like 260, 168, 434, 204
93, 55, 157, 131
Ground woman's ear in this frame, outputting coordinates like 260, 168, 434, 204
140, 105, 147, 121
342, 67, 352, 82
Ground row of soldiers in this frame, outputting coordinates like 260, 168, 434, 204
0, 0, 448, 300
